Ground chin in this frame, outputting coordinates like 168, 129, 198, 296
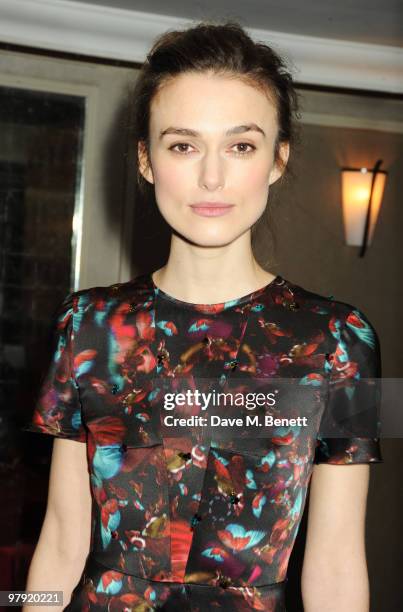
176, 225, 248, 247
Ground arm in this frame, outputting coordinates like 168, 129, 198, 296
301, 463, 370, 612
23, 438, 92, 612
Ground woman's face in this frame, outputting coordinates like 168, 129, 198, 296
139, 71, 289, 247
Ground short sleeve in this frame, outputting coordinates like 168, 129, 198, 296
314, 306, 383, 465
22, 292, 87, 442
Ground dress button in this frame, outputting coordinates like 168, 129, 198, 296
229, 493, 240, 505
190, 513, 202, 529
281, 298, 299, 311
218, 574, 232, 589
179, 451, 192, 460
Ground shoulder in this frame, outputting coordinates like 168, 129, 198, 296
276, 276, 379, 343
63, 273, 153, 320
281, 276, 373, 321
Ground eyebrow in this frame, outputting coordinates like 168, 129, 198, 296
159, 123, 266, 139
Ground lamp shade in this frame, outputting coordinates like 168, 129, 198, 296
341, 164, 386, 248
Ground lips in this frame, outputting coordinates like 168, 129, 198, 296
190, 201, 234, 208
189, 202, 235, 217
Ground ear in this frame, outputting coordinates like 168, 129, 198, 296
268, 141, 290, 185
138, 141, 154, 184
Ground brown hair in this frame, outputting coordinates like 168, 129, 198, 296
130, 19, 301, 258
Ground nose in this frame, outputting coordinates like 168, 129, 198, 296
198, 150, 225, 191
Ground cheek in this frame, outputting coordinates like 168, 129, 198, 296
232, 162, 271, 213
234, 161, 270, 192
155, 163, 182, 191
153, 159, 192, 205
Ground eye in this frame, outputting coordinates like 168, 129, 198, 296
168, 143, 194, 154
232, 143, 256, 156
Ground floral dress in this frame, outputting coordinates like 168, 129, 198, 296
23, 272, 383, 611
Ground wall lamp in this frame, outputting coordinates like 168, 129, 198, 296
341, 159, 387, 257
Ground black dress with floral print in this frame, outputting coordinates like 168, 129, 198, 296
24, 273, 383, 611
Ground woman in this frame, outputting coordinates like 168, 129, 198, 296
23, 21, 382, 612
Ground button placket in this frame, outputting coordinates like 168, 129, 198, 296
150, 277, 257, 551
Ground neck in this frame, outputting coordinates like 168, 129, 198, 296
151, 233, 277, 304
